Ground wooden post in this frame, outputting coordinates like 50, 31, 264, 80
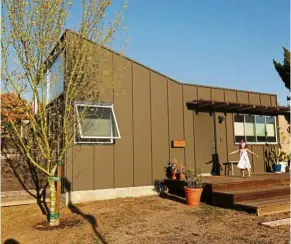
55, 161, 62, 225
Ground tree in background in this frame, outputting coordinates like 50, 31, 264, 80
273, 47, 290, 91
273, 47, 290, 127
1, 92, 32, 136
2, 0, 128, 226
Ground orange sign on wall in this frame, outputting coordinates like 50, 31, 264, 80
171, 140, 186, 148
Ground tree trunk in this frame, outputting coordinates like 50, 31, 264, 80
49, 178, 59, 226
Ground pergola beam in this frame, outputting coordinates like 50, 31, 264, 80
186, 99, 290, 116
212, 102, 228, 109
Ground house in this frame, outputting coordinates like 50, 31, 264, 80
4, 30, 290, 205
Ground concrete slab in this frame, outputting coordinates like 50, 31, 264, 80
261, 218, 290, 227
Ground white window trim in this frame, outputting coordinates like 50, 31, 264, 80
74, 136, 114, 145
75, 103, 121, 140
234, 114, 278, 145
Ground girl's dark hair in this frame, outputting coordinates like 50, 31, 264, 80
239, 139, 247, 149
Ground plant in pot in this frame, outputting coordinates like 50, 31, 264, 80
271, 127, 289, 173
164, 159, 178, 179
272, 148, 289, 173
184, 168, 203, 206
177, 164, 185, 180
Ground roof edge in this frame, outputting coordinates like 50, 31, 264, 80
63, 29, 278, 98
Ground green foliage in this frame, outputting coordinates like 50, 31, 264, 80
185, 168, 203, 188
273, 47, 290, 91
271, 127, 290, 164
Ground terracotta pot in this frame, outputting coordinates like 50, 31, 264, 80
171, 172, 177, 180
179, 173, 185, 180
184, 187, 203, 206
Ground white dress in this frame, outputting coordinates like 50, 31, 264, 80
237, 149, 251, 169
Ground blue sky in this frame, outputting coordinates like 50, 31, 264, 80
72, 1, 290, 105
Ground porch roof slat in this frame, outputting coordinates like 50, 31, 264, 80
186, 99, 290, 115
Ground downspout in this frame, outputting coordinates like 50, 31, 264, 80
212, 112, 219, 175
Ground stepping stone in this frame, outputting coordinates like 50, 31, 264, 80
261, 218, 290, 227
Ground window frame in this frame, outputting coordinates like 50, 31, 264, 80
233, 114, 278, 145
75, 102, 121, 141
74, 136, 114, 145
34, 51, 65, 114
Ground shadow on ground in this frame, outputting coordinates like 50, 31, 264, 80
3, 239, 20, 244
158, 193, 186, 204
63, 178, 108, 244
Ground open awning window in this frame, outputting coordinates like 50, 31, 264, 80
75, 103, 121, 139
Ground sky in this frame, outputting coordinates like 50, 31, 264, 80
68, 0, 289, 105
7, 0, 287, 105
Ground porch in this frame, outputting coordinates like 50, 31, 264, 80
164, 173, 290, 216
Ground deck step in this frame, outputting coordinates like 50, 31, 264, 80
212, 185, 290, 207
234, 196, 290, 216
212, 176, 290, 191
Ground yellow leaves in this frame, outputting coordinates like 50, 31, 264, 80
102, 70, 110, 76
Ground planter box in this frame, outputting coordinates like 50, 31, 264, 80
164, 179, 186, 198
279, 162, 288, 173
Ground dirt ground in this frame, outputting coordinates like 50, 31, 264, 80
2, 195, 290, 244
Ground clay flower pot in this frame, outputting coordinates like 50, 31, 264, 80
184, 187, 203, 206
171, 171, 177, 180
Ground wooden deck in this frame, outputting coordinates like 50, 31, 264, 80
164, 173, 290, 216
203, 173, 290, 185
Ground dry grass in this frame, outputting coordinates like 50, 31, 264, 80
2, 195, 290, 244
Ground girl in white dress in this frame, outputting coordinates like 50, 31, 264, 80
229, 140, 259, 177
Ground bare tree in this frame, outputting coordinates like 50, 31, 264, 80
1, 0, 128, 226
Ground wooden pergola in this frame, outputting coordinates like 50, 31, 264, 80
186, 99, 290, 116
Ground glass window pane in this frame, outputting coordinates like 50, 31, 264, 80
234, 114, 244, 123
234, 115, 244, 136
266, 116, 275, 124
244, 115, 255, 142
266, 116, 276, 142
76, 104, 120, 139
245, 115, 255, 136
246, 136, 256, 142
255, 116, 266, 136
266, 124, 275, 137
255, 116, 266, 142
48, 55, 64, 103
266, 137, 276, 143
78, 106, 111, 137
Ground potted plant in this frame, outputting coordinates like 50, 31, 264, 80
177, 164, 185, 180
184, 168, 203, 206
271, 128, 289, 173
164, 159, 178, 179
278, 151, 289, 173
